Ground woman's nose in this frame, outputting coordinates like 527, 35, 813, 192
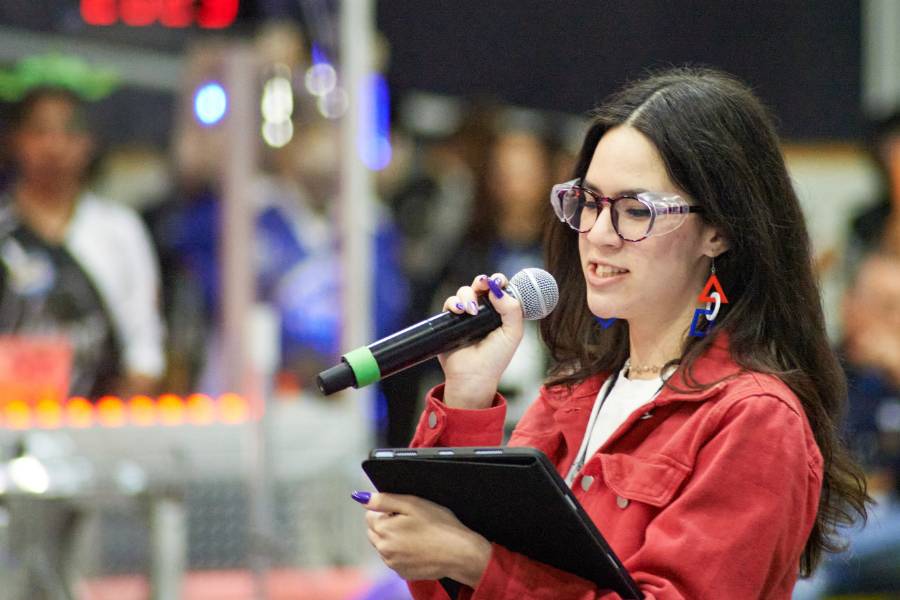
585, 203, 621, 246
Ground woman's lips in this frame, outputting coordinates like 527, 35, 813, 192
586, 262, 629, 286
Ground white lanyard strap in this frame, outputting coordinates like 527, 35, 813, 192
564, 370, 666, 487
565, 374, 616, 486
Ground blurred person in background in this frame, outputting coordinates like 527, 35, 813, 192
150, 30, 409, 429
382, 97, 491, 444
390, 96, 491, 314
843, 256, 900, 431
145, 38, 243, 395
146, 32, 311, 395
839, 254, 900, 588
849, 111, 900, 262
0, 56, 165, 400
265, 118, 409, 394
432, 115, 553, 427
794, 254, 900, 598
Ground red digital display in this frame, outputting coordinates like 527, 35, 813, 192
80, 0, 238, 29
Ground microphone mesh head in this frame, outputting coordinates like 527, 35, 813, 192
508, 268, 559, 320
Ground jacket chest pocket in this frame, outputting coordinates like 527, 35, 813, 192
598, 452, 692, 507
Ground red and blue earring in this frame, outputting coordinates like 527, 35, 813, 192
689, 258, 728, 338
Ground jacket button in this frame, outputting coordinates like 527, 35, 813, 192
427, 411, 438, 428
581, 475, 594, 491
616, 495, 630, 509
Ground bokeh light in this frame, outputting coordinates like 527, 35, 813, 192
9, 456, 49, 494
261, 119, 294, 148
194, 81, 228, 126
128, 395, 158, 426
359, 74, 392, 171
305, 62, 337, 97
317, 88, 349, 119
66, 397, 95, 428
97, 395, 126, 427
261, 76, 294, 123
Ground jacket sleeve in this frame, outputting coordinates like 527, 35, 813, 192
408, 384, 507, 448
422, 394, 822, 600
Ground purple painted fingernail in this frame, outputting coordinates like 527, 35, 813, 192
487, 277, 504, 299
467, 301, 478, 315
455, 302, 465, 311
351, 490, 371, 504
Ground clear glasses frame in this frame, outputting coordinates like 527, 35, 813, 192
549, 178, 705, 242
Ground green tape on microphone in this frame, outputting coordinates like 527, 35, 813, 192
342, 346, 381, 388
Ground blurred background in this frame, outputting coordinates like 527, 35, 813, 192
0, 1, 898, 598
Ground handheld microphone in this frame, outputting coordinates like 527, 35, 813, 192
316, 268, 559, 395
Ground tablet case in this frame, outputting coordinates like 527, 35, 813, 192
362, 446, 643, 599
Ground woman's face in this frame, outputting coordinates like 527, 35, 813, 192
13, 95, 93, 187
488, 132, 549, 215
578, 125, 723, 326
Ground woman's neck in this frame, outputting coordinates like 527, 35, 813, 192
626, 308, 695, 380
15, 180, 81, 244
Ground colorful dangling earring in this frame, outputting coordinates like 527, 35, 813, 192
689, 258, 729, 337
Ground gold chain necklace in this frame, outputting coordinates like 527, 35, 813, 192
624, 358, 667, 376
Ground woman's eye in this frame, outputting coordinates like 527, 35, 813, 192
625, 208, 651, 218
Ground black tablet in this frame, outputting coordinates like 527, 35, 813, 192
362, 446, 643, 599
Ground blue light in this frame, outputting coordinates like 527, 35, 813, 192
359, 74, 392, 171
311, 43, 327, 66
194, 82, 227, 126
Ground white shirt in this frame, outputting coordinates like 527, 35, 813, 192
585, 367, 663, 458
65, 193, 165, 378
565, 365, 664, 485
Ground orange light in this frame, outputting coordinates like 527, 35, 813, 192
128, 395, 157, 426
157, 394, 185, 425
66, 397, 94, 428
186, 393, 216, 425
4, 399, 32, 430
218, 392, 248, 424
97, 396, 126, 427
1, 392, 251, 429
34, 397, 64, 429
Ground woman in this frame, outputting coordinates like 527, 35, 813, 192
1, 86, 164, 399
354, 67, 869, 598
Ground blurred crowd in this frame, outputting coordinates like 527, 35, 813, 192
0, 24, 899, 595
0, 26, 583, 448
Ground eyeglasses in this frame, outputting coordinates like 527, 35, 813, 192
549, 178, 705, 242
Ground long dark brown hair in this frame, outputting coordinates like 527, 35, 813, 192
540, 66, 869, 576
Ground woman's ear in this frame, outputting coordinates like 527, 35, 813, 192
702, 225, 730, 258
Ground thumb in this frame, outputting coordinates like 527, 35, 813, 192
485, 274, 524, 323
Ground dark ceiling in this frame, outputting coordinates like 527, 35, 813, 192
0, 1, 864, 141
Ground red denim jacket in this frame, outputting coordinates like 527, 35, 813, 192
406, 334, 823, 599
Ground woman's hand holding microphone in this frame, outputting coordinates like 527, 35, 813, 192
439, 272, 525, 410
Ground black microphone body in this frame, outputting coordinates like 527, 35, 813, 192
316, 267, 558, 395
317, 300, 501, 395
373, 300, 501, 375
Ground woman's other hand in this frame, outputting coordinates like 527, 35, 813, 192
439, 273, 525, 409
356, 491, 491, 588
